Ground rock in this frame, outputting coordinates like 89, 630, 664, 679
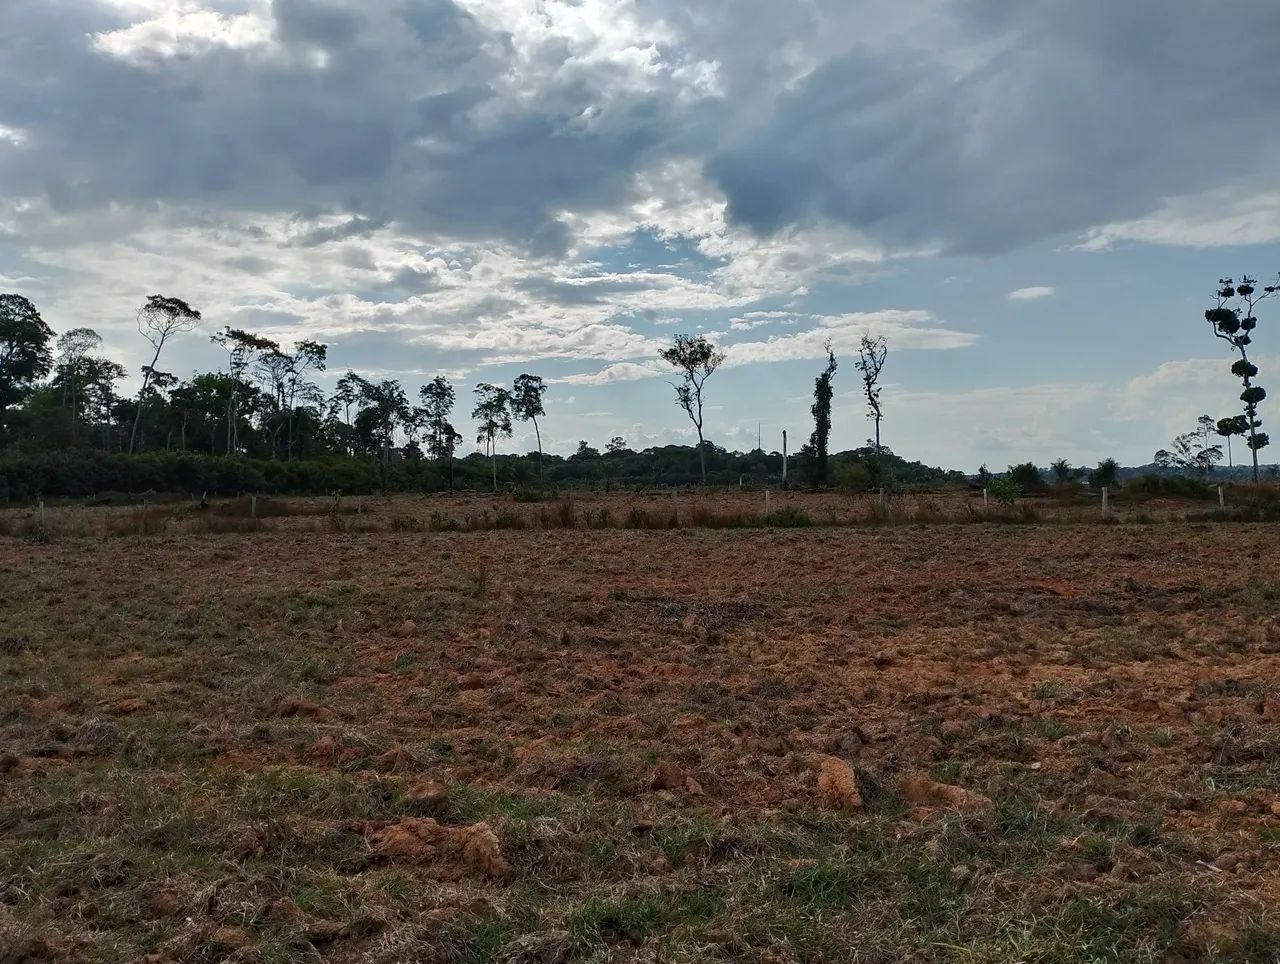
651, 759, 686, 792
149, 889, 180, 916
900, 775, 992, 812
406, 780, 448, 810
370, 818, 509, 878
459, 822, 510, 878
398, 619, 417, 637
308, 734, 338, 762
1213, 851, 1243, 871
816, 756, 863, 810
1216, 799, 1248, 817
276, 697, 332, 720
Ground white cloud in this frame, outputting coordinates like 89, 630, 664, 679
1078, 188, 1280, 250
1007, 286, 1055, 302
92, 3, 276, 64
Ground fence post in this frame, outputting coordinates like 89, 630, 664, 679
765, 489, 771, 514
1218, 484, 1225, 509
1101, 486, 1111, 520
251, 494, 257, 519
879, 487, 886, 508
983, 487, 989, 509
38, 500, 45, 525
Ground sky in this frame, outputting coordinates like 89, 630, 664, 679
3, 0, 1280, 470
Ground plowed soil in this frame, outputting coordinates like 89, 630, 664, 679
3, 520, 1279, 962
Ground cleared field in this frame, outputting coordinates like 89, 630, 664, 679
2, 520, 1280, 962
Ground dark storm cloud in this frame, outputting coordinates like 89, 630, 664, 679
703, 0, 1280, 253
0, 0, 699, 254
2, 0, 1278, 259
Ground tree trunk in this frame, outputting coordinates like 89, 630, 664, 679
128, 343, 163, 455
533, 416, 544, 488
491, 440, 497, 492
874, 416, 882, 453
696, 427, 707, 484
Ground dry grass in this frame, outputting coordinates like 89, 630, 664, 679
2, 522, 1280, 961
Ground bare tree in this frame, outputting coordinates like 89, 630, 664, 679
855, 334, 888, 453
659, 334, 725, 485
128, 296, 201, 454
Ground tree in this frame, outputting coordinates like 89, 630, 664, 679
1216, 414, 1250, 468
1049, 458, 1075, 483
0, 294, 54, 431
1205, 275, 1279, 482
855, 334, 888, 453
1007, 462, 1045, 493
472, 383, 512, 491
1089, 458, 1119, 489
659, 334, 725, 484
128, 295, 201, 454
418, 376, 463, 490
808, 341, 838, 487
511, 373, 548, 488
53, 328, 104, 442
211, 327, 277, 456
1154, 416, 1223, 477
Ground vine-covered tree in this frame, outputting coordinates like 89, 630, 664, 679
1205, 275, 1278, 482
808, 341, 837, 486
128, 295, 201, 454
855, 334, 887, 453
472, 382, 512, 491
511, 373, 548, 488
0, 294, 54, 433
659, 334, 725, 484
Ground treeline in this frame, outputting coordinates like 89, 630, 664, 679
0, 444, 964, 502
0, 291, 967, 500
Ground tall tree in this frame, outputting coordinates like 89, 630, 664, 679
1155, 417, 1224, 477
659, 334, 725, 485
329, 371, 368, 456
1049, 458, 1074, 483
808, 341, 837, 486
855, 334, 888, 453
53, 327, 103, 442
511, 373, 548, 488
1205, 275, 1278, 482
128, 295, 201, 454
1217, 414, 1250, 469
419, 376, 460, 488
472, 383, 512, 491
0, 294, 54, 433
211, 327, 276, 456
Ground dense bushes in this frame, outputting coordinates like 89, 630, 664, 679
0, 451, 384, 501
1122, 474, 1215, 500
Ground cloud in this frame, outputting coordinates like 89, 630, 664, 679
1078, 188, 1280, 250
696, 0, 1280, 254
727, 310, 976, 365
1007, 286, 1055, 302
554, 360, 668, 385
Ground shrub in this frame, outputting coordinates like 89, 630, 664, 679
1122, 474, 1214, 500
1006, 462, 1045, 493
761, 507, 812, 528
986, 477, 1020, 504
